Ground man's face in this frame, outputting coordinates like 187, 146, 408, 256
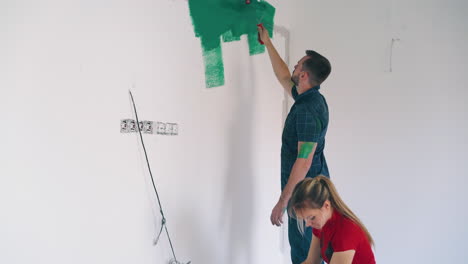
291, 56, 310, 86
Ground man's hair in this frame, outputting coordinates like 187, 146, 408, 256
303, 50, 332, 85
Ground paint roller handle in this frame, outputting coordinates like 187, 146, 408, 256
257, 23, 265, 45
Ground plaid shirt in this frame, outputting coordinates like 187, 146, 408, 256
280, 85, 330, 189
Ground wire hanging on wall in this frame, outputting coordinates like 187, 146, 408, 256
128, 90, 191, 264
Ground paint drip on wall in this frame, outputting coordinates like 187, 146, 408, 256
189, 0, 275, 88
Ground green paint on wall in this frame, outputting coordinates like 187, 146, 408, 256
247, 32, 265, 55
202, 39, 225, 88
189, 0, 275, 88
222, 30, 241, 42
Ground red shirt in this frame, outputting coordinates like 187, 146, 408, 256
312, 210, 376, 264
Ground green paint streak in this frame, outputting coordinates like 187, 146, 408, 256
203, 39, 225, 88
247, 32, 265, 55
298, 142, 316, 159
189, 0, 275, 88
222, 30, 241, 42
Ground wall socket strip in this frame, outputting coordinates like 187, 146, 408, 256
120, 119, 178, 135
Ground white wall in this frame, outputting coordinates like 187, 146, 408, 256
289, 0, 468, 263
1, 0, 295, 264
3, 1, 467, 264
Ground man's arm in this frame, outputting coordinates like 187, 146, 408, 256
270, 141, 317, 226
258, 25, 294, 97
279, 141, 317, 206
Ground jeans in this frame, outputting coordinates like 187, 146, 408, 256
288, 214, 313, 264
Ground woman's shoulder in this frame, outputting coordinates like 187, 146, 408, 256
336, 214, 366, 240
332, 214, 367, 250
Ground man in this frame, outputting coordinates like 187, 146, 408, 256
258, 25, 331, 264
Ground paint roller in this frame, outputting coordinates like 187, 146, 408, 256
257, 12, 267, 45
245, 0, 266, 45
249, 1, 267, 44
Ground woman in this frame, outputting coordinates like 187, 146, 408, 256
288, 175, 376, 264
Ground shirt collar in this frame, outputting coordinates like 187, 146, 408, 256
295, 85, 320, 101
322, 208, 340, 231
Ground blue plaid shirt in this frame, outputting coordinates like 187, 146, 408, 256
280, 85, 330, 189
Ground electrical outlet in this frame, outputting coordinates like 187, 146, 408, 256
167, 123, 178, 135
120, 119, 137, 133
120, 119, 131, 133
129, 120, 137, 133
142, 121, 153, 134
156, 122, 166, 135
165, 123, 173, 135
121, 119, 178, 135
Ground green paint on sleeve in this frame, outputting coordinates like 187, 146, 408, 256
297, 142, 316, 159
189, 0, 276, 88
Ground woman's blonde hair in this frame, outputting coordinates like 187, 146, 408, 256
288, 175, 374, 246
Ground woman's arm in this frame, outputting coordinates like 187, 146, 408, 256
302, 234, 322, 264
329, 250, 356, 264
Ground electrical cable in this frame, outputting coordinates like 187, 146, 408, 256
128, 90, 182, 263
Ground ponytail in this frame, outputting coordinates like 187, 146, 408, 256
288, 175, 374, 246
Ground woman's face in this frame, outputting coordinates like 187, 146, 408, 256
296, 200, 333, 229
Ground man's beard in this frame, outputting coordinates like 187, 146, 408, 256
291, 75, 299, 86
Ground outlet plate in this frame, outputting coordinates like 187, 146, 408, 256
121, 119, 178, 135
